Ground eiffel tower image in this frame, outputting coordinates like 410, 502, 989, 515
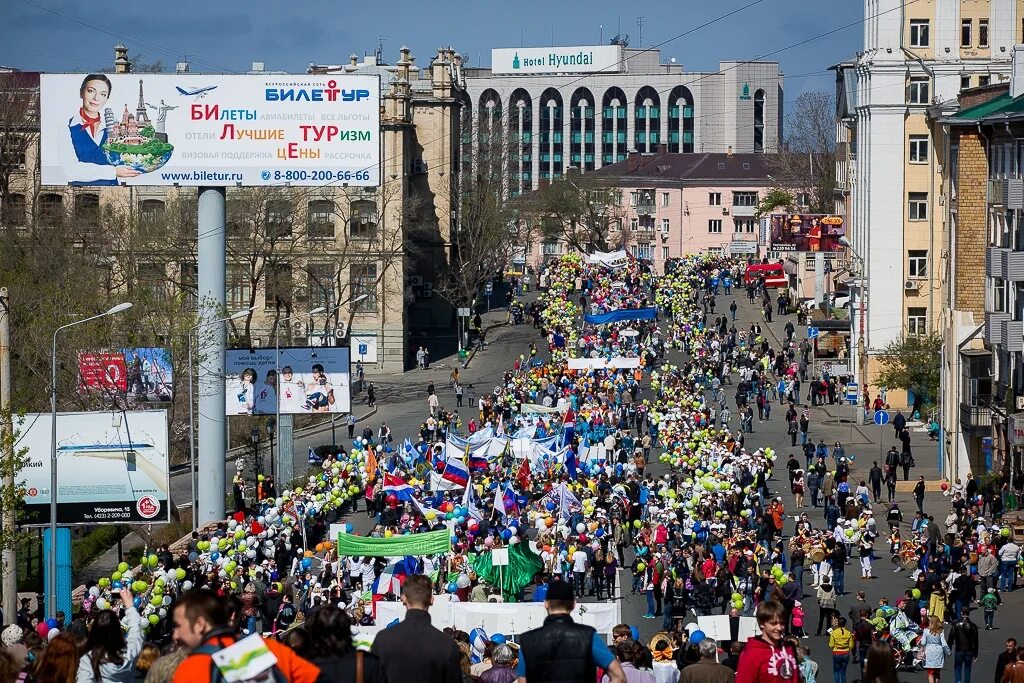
136, 79, 151, 126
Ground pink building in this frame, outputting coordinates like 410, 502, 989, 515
526, 152, 772, 273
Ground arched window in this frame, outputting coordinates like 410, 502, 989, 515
74, 193, 100, 231
539, 88, 564, 181
601, 87, 627, 165
634, 87, 660, 154
2, 193, 26, 226
570, 88, 595, 171
509, 89, 533, 194
667, 86, 694, 153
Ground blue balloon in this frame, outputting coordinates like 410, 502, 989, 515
689, 630, 706, 645
45, 618, 58, 629
447, 582, 458, 593
452, 536, 459, 544
491, 633, 507, 644
546, 502, 556, 511
630, 625, 640, 641
595, 529, 605, 538
301, 558, 313, 569
111, 581, 122, 590
188, 552, 198, 562
387, 618, 400, 629
457, 516, 466, 524
345, 523, 354, 533
210, 552, 220, 561
501, 529, 512, 541
134, 597, 143, 608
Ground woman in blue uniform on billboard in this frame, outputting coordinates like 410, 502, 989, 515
60, 75, 140, 185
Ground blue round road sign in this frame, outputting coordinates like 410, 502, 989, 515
873, 411, 890, 426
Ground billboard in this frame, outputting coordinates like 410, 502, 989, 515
17, 410, 170, 525
225, 347, 351, 415
40, 74, 380, 186
78, 348, 172, 404
491, 46, 623, 75
768, 214, 845, 252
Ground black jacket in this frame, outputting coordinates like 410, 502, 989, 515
312, 652, 389, 683
946, 618, 979, 657
519, 614, 598, 683
371, 609, 461, 683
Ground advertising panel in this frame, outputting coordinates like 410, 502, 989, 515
491, 46, 623, 75
768, 213, 845, 252
40, 74, 380, 187
78, 348, 172, 404
17, 410, 170, 525
225, 347, 351, 415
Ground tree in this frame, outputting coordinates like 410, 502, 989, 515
764, 91, 837, 215
0, 72, 39, 216
875, 333, 942, 411
520, 170, 627, 254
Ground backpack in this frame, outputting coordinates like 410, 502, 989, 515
192, 631, 289, 683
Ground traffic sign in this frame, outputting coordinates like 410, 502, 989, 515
845, 382, 859, 403
458, 307, 471, 317
807, 327, 819, 339
873, 411, 890, 426
358, 343, 368, 356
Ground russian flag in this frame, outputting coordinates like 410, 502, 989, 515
561, 408, 576, 448
441, 456, 469, 487
383, 472, 415, 501
372, 556, 420, 595
503, 485, 519, 515
469, 449, 489, 472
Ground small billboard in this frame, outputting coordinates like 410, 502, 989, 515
225, 347, 351, 415
768, 213, 845, 252
40, 74, 380, 187
17, 410, 170, 525
78, 348, 172, 404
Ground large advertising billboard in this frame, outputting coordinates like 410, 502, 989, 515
40, 74, 380, 187
225, 347, 351, 415
78, 348, 173, 404
768, 213, 845, 252
17, 410, 170, 525
491, 46, 623, 75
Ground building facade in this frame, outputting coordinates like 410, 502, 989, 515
462, 45, 783, 195
0, 45, 466, 374
523, 151, 771, 273
834, 0, 1022, 410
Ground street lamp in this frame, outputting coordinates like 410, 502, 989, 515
187, 307, 254, 531
839, 235, 869, 426
49, 302, 132, 617
265, 417, 276, 481
274, 306, 327, 485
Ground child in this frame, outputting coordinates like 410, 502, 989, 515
796, 642, 818, 683
981, 587, 1000, 630
792, 600, 807, 638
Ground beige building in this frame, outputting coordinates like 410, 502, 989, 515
0, 44, 466, 374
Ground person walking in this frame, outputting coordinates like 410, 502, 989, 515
828, 616, 854, 683
517, 581, 626, 683
914, 476, 927, 515
347, 413, 357, 440
303, 605, 388, 683
868, 461, 883, 503
815, 579, 838, 636
946, 609, 978, 683
372, 575, 463, 683
921, 616, 951, 683
735, 600, 800, 683
366, 382, 376, 407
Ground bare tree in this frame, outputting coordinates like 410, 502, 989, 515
518, 169, 627, 254
764, 90, 837, 214
0, 72, 39, 218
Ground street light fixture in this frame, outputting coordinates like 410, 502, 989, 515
49, 302, 133, 618
187, 306, 255, 531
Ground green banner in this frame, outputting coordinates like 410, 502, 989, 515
335, 530, 452, 557
470, 543, 543, 602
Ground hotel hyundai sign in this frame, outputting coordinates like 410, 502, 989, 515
491, 46, 624, 75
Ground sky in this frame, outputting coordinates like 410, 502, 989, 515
0, 0, 863, 103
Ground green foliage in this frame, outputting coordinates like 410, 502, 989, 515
875, 333, 942, 406
72, 525, 127, 569
755, 188, 794, 218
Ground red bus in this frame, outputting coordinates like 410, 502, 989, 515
744, 263, 787, 288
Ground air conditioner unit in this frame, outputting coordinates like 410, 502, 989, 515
411, 158, 427, 175
904, 280, 919, 291
722, 207, 730, 215
1016, 395, 1024, 410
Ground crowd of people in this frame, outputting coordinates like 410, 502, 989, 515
2, 252, 1023, 683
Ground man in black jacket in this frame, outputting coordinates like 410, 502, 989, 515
516, 581, 626, 683
995, 638, 1018, 683
946, 608, 979, 683
868, 461, 883, 503
372, 575, 462, 683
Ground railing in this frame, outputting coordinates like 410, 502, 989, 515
960, 402, 992, 429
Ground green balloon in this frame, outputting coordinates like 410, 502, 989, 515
117, 562, 129, 573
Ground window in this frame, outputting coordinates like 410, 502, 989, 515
907, 307, 927, 335
0, 137, 26, 168
908, 250, 928, 278
908, 192, 928, 220
139, 263, 166, 303
180, 262, 198, 310
662, 246, 670, 261
732, 191, 758, 207
910, 19, 930, 47
661, 218, 670, 233
38, 193, 63, 227
350, 263, 378, 312
307, 199, 335, 239
307, 264, 335, 309
707, 247, 723, 256
265, 264, 293, 309
709, 192, 722, 206
1, 193, 25, 225
805, 253, 817, 272
960, 75, 971, 91
662, 192, 670, 207
139, 199, 165, 235
265, 199, 292, 238
541, 241, 562, 255
993, 279, 1009, 313
961, 19, 972, 47
226, 265, 251, 310
979, 75, 991, 87
795, 192, 810, 207
908, 77, 930, 104
74, 193, 100, 232
349, 200, 377, 239
708, 219, 722, 233
630, 243, 653, 260
980, 19, 989, 48
630, 218, 639, 231
734, 220, 745, 233
909, 135, 929, 164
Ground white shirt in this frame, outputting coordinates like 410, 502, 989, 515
572, 550, 588, 572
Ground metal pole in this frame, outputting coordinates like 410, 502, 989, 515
187, 329, 197, 531
275, 323, 281, 487
197, 186, 227, 526
0, 288, 15, 622
48, 326, 61, 617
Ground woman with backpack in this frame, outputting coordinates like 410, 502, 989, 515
76, 588, 144, 683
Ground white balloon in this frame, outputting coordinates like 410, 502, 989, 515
89, 586, 100, 597
182, 581, 193, 591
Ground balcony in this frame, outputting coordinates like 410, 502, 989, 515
989, 178, 1006, 206
731, 204, 757, 217
1002, 318, 1024, 352
635, 202, 656, 216
987, 311, 1011, 345
1010, 179, 1024, 210
960, 402, 992, 429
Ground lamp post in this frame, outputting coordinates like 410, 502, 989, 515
187, 307, 253, 531
249, 427, 261, 482
839, 235, 868, 428
49, 302, 132, 618
274, 306, 326, 484
265, 417, 276, 481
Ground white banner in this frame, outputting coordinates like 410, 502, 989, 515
566, 357, 641, 370
40, 74, 380, 186
587, 250, 629, 267
225, 347, 351, 415
375, 594, 454, 628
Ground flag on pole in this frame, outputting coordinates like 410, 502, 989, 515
307, 447, 320, 464
493, 485, 506, 520
365, 447, 379, 484
441, 456, 469, 487
372, 556, 419, 595
565, 446, 578, 481
515, 458, 531, 490
383, 472, 415, 501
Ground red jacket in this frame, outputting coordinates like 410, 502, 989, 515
735, 636, 800, 683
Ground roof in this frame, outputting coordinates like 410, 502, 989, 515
591, 152, 772, 182
949, 92, 1024, 122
